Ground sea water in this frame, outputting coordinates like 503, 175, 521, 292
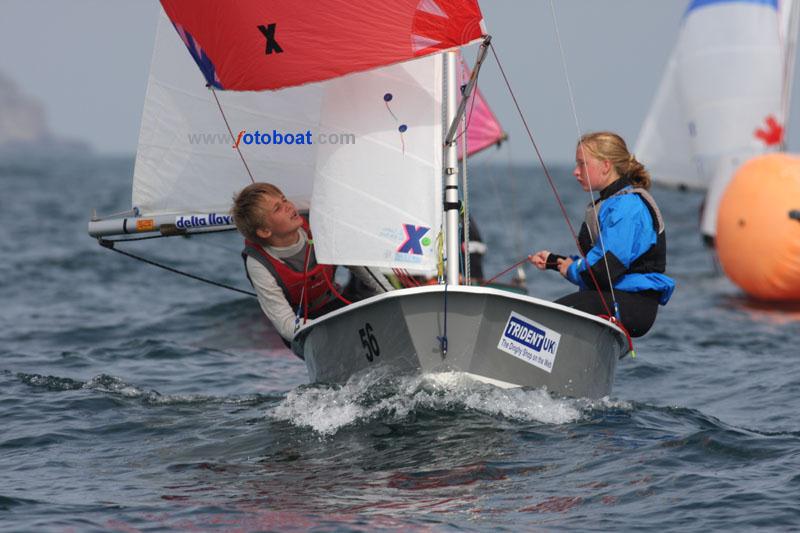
1, 155, 799, 531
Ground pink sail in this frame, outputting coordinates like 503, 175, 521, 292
160, 0, 485, 91
457, 58, 507, 159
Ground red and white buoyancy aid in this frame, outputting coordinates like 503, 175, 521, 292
242, 219, 336, 313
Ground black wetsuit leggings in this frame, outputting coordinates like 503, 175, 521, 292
555, 290, 661, 338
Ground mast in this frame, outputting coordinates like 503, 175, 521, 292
444, 51, 460, 285
443, 37, 492, 285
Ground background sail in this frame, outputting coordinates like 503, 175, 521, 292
780, 0, 800, 131
159, 0, 484, 91
310, 55, 443, 273
635, 0, 790, 238
457, 57, 507, 159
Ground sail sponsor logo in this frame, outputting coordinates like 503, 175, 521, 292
497, 311, 561, 373
185, 131, 357, 147
397, 224, 431, 255
175, 213, 233, 230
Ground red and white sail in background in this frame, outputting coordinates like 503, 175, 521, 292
160, 0, 485, 91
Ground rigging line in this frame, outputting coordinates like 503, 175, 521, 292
505, 147, 526, 281
480, 142, 526, 274
482, 257, 529, 286
548, 0, 619, 312
452, 64, 481, 145
484, 145, 525, 265
461, 105, 470, 283
438, 283, 449, 356
208, 84, 255, 184
100, 228, 238, 244
97, 239, 257, 297
300, 238, 313, 323
320, 267, 353, 305
488, 42, 613, 318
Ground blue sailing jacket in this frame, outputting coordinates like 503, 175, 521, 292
565, 180, 675, 305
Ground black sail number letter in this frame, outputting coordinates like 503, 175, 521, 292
359, 323, 380, 362
258, 23, 284, 55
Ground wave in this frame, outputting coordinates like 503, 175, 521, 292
14, 372, 279, 407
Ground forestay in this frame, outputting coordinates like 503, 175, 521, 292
457, 57, 506, 159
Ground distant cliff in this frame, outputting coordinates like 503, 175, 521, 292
0, 71, 91, 155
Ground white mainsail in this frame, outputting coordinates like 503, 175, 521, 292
635, 0, 797, 239
310, 55, 443, 273
132, 9, 442, 273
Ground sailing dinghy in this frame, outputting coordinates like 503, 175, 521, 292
89, 0, 629, 398
635, 0, 799, 243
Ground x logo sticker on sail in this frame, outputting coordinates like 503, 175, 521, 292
258, 23, 284, 54
397, 225, 430, 255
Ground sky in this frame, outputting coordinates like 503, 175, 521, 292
1, 1, 799, 164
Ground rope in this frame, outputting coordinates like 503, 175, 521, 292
482, 257, 529, 286
320, 267, 352, 305
392, 268, 421, 288
302, 237, 351, 312
208, 85, 255, 184
99, 228, 237, 244
300, 240, 313, 323
461, 110, 471, 283
548, 0, 619, 314
488, 42, 613, 319
598, 314, 636, 359
437, 282, 448, 356
97, 239, 257, 297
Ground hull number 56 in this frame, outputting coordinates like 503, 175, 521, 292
359, 323, 380, 362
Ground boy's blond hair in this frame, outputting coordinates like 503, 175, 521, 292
231, 182, 284, 241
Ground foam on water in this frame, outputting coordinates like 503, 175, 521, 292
270, 369, 595, 436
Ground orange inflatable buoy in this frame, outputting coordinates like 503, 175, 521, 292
716, 153, 800, 301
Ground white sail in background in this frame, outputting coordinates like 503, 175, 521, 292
780, 0, 800, 133
310, 54, 443, 273
635, 0, 794, 239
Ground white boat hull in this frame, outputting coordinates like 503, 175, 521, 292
292, 285, 628, 399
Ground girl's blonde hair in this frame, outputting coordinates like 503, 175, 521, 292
579, 131, 651, 190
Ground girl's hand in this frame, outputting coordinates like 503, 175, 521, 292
528, 250, 550, 270
557, 257, 573, 277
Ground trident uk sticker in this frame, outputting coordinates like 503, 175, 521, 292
497, 311, 562, 373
